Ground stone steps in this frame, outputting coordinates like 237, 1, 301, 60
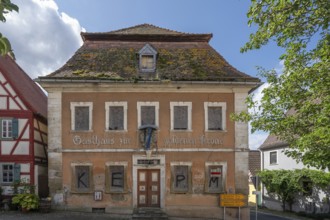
132, 208, 168, 220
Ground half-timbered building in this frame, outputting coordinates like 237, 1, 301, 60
0, 55, 48, 197
38, 24, 260, 219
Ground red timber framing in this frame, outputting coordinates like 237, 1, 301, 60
0, 55, 47, 194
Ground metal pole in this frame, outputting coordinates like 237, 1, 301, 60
224, 207, 226, 220
256, 176, 258, 220
239, 207, 241, 220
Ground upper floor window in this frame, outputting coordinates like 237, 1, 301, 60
70, 102, 93, 131
137, 102, 159, 128
204, 102, 227, 131
170, 102, 192, 131
1, 118, 18, 139
138, 44, 157, 72
269, 151, 277, 165
105, 102, 127, 131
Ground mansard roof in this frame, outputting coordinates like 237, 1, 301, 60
41, 24, 260, 83
0, 55, 47, 118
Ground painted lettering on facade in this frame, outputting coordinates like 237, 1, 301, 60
72, 135, 130, 146
164, 135, 223, 147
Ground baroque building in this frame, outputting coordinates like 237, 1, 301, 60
37, 24, 260, 219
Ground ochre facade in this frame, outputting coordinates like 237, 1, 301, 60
38, 24, 260, 219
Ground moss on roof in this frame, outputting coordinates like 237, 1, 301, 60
44, 24, 259, 83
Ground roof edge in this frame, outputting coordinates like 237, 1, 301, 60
81, 33, 213, 42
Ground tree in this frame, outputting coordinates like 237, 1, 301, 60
258, 169, 330, 211
0, 0, 18, 57
233, 0, 330, 169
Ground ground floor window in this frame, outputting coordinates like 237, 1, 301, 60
71, 163, 93, 193
170, 162, 192, 193
105, 162, 127, 193
205, 162, 226, 193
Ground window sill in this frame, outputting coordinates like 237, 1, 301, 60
170, 129, 193, 132
105, 130, 127, 133
205, 130, 227, 133
70, 130, 94, 133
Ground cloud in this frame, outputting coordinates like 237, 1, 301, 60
248, 60, 285, 149
0, 0, 84, 79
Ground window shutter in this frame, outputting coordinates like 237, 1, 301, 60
12, 118, 19, 138
14, 164, 21, 182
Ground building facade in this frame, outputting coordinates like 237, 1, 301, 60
259, 135, 330, 214
38, 24, 260, 219
0, 55, 48, 197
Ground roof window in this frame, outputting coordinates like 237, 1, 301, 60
138, 44, 157, 72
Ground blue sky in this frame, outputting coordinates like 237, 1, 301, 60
54, 0, 284, 80
1, 0, 279, 148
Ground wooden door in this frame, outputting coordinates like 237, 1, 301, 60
137, 169, 160, 207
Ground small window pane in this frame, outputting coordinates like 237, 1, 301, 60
75, 106, 89, 130
174, 106, 188, 130
141, 106, 155, 126
109, 166, 124, 192
270, 151, 277, 164
76, 166, 90, 190
141, 55, 154, 70
208, 107, 222, 130
109, 106, 124, 130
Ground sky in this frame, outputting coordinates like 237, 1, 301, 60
0, 0, 285, 149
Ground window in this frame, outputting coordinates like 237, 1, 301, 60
204, 102, 226, 131
1, 118, 18, 139
269, 151, 277, 165
70, 102, 93, 131
138, 44, 157, 72
0, 163, 20, 184
171, 162, 192, 193
137, 102, 159, 128
302, 179, 313, 196
105, 162, 127, 193
71, 163, 93, 193
105, 102, 127, 131
205, 162, 227, 193
170, 102, 192, 131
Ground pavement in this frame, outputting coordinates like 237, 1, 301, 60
0, 208, 322, 220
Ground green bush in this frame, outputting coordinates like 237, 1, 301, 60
12, 193, 39, 211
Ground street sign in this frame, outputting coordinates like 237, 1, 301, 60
252, 191, 261, 195
220, 194, 247, 207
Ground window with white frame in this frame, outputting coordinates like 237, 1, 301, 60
269, 151, 277, 165
105, 162, 127, 193
205, 162, 226, 193
70, 102, 93, 131
105, 102, 127, 131
137, 102, 159, 127
71, 163, 93, 193
170, 102, 192, 131
170, 162, 192, 193
1, 118, 18, 139
2, 119, 12, 138
204, 102, 226, 131
0, 163, 20, 184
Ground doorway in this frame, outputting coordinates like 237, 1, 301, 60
137, 169, 160, 207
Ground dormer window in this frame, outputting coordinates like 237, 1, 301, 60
139, 44, 157, 72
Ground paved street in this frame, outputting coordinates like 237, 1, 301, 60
0, 209, 313, 220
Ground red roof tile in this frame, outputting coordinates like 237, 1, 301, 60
0, 55, 47, 118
